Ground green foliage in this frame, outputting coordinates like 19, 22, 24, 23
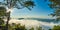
36, 26, 42, 30
0, 0, 35, 30
29, 27, 34, 30
9, 23, 26, 30
1, 0, 35, 10
0, 7, 6, 17
0, 7, 6, 30
0, 7, 6, 25
49, 0, 60, 20
14, 24, 26, 30
24, 1, 35, 8
0, 19, 4, 25
52, 25, 60, 30
0, 22, 42, 30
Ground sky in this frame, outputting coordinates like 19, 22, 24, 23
0, 0, 54, 19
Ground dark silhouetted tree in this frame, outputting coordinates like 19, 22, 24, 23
48, 0, 60, 20
0, 7, 6, 30
0, 0, 35, 30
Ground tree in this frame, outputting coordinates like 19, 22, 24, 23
29, 27, 34, 30
49, 29, 52, 30
0, 0, 35, 30
0, 7, 6, 30
0, 7, 6, 18
0, 7, 6, 25
11, 23, 26, 30
48, 0, 60, 20
52, 25, 60, 30
36, 26, 42, 30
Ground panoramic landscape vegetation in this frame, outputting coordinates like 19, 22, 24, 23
0, 0, 60, 30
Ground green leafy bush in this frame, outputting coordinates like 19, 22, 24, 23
52, 25, 60, 30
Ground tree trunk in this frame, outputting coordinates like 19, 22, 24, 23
5, 11, 10, 30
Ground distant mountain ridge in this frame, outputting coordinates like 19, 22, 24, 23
17, 18, 59, 23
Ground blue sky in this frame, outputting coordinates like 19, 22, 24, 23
0, 0, 54, 19
10, 0, 54, 19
